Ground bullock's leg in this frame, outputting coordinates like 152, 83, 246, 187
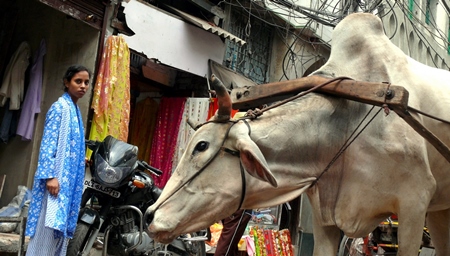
396, 209, 427, 255
426, 209, 450, 255
311, 220, 341, 255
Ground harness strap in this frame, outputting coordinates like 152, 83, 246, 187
147, 119, 251, 220
238, 162, 246, 212
145, 120, 238, 222
221, 119, 251, 212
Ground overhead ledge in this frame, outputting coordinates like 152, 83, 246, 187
167, 6, 246, 46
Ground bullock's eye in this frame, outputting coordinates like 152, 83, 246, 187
193, 141, 209, 154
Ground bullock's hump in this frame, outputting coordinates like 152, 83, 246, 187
332, 13, 385, 56
335, 13, 384, 38
314, 12, 407, 82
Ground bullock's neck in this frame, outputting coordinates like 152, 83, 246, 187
241, 95, 368, 219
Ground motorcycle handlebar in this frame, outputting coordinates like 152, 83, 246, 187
137, 161, 163, 176
85, 139, 98, 151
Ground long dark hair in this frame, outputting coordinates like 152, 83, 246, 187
63, 65, 92, 92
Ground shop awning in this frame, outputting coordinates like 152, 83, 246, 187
38, 0, 105, 30
120, 0, 225, 78
167, 6, 246, 46
209, 60, 257, 90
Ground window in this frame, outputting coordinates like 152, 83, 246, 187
224, 8, 273, 85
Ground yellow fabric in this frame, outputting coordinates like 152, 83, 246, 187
88, 35, 130, 158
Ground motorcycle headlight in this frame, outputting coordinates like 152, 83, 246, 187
94, 154, 132, 186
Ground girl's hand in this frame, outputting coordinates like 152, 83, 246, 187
46, 178, 60, 196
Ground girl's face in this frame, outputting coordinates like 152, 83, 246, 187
64, 71, 90, 103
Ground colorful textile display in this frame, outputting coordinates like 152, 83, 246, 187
89, 35, 130, 151
149, 97, 186, 188
128, 97, 158, 163
249, 226, 294, 256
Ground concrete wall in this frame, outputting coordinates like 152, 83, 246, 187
268, 31, 330, 82
0, 0, 100, 206
383, 6, 450, 69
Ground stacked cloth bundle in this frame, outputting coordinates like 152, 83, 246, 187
0, 185, 32, 233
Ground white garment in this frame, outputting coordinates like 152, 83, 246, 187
0, 41, 31, 110
25, 194, 69, 256
172, 98, 210, 173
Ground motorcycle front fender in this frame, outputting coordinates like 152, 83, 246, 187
78, 207, 100, 227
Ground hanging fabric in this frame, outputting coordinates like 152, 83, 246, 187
149, 97, 186, 188
172, 98, 210, 173
0, 41, 30, 110
17, 38, 46, 141
0, 100, 19, 143
129, 97, 159, 163
89, 35, 130, 152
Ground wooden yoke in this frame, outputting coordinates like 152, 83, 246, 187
230, 75, 409, 110
230, 75, 450, 164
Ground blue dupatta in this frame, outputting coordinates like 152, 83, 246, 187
25, 93, 85, 238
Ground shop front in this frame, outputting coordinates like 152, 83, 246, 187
0, 0, 102, 207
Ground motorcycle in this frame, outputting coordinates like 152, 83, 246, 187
67, 135, 208, 256
337, 215, 434, 256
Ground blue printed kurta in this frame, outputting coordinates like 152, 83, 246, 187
25, 92, 85, 239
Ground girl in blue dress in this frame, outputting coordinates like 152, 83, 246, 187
25, 65, 91, 256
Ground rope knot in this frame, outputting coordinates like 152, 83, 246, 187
382, 104, 390, 116
245, 108, 263, 119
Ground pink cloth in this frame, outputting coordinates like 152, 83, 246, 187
149, 97, 186, 188
245, 235, 255, 256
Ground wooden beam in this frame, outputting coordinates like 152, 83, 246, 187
142, 60, 177, 87
231, 75, 409, 110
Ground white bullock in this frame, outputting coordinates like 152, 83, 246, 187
147, 13, 450, 255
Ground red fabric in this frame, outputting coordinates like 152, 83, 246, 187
149, 97, 187, 188
279, 229, 294, 256
264, 229, 275, 256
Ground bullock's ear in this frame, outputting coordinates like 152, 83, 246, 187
236, 138, 278, 187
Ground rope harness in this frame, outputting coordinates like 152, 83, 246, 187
146, 76, 450, 221
145, 119, 251, 223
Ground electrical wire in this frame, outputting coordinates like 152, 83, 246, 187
218, 0, 449, 81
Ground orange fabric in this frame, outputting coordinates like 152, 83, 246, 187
129, 97, 158, 163
89, 35, 130, 150
208, 98, 238, 119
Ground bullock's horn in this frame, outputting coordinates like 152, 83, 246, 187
211, 74, 232, 121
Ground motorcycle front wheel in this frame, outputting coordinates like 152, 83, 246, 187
182, 232, 206, 256
67, 223, 92, 256
165, 232, 206, 256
